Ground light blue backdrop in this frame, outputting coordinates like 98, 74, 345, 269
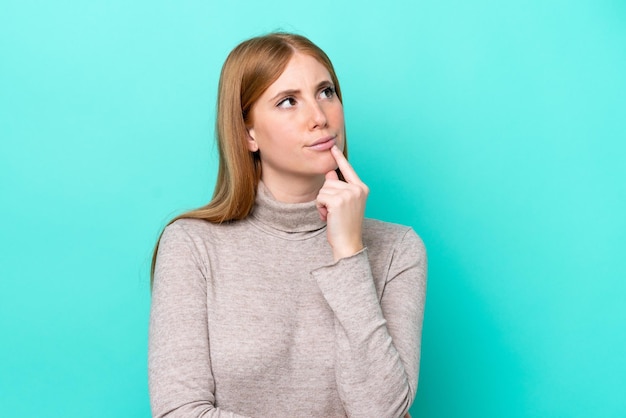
1, 1, 625, 417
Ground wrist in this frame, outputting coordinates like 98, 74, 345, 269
332, 242, 364, 262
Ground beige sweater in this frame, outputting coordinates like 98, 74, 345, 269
149, 183, 427, 418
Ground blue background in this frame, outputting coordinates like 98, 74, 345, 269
1, 1, 625, 417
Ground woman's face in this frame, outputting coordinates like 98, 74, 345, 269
247, 52, 345, 188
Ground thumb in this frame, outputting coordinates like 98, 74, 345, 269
317, 204, 328, 221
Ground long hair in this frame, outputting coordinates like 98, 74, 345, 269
151, 32, 347, 281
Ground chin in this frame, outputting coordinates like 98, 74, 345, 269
302, 154, 338, 177
320, 160, 339, 175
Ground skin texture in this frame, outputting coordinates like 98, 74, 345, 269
247, 53, 369, 261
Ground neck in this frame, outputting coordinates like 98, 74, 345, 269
261, 173, 325, 203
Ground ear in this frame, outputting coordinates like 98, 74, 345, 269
246, 128, 259, 152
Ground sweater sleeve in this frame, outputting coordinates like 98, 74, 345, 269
311, 228, 427, 418
148, 222, 251, 418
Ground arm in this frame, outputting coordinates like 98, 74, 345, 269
149, 222, 251, 418
312, 229, 427, 418
315, 146, 427, 417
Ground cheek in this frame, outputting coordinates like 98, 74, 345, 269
330, 103, 345, 126
256, 120, 299, 153
253, 118, 280, 145
332, 106, 346, 149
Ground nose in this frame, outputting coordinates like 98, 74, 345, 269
308, 101, 328, 130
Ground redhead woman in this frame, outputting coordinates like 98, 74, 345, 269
149, 33, 427, 418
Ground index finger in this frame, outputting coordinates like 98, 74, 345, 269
330, 145, 363, 185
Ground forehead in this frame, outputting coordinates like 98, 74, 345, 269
265, 52, 332, 93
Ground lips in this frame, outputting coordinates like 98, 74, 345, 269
307, 135, 336, 151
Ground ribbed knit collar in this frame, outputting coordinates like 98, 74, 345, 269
249, 181, 327, 236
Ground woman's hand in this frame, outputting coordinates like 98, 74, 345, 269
316, 145, 369, 261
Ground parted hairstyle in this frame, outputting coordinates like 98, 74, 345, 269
151, 32, 348, 282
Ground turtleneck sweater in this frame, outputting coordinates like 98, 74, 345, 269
149, 182, 427, 418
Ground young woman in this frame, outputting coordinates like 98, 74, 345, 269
149, 32, 427, 418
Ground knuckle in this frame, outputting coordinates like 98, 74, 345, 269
355, 185, 368, 198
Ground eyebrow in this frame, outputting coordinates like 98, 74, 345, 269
268, 80, 334, 103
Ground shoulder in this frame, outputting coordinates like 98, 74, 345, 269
155, 219, 206, 259
158, 218, 206, 246
164, 217, 211, 235
161, 217, 239, 241
363, 218, 426, 255
158, 217, 252, 255
361, 218, 427, 288
158, 218, 232, 257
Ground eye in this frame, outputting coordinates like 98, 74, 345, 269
277, 97, 297, 109
319, 86, 336, 99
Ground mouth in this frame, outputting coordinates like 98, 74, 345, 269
307, 135, 336, 151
